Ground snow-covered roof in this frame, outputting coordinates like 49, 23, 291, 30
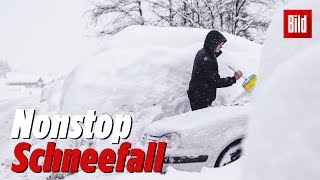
5, 72, 54, 84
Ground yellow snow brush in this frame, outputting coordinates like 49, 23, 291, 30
228, 66, 257, 91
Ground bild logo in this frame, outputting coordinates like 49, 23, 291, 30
284, 10, 312, 38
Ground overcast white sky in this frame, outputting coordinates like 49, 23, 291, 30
0, 0, 97, 75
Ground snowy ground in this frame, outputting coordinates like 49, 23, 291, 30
0, 92, 40, 179
62, 160, 243, 180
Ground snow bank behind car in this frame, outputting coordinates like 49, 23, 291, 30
243, 0, 320, 179
45, 26, 261, 143
51, 26, 260, 117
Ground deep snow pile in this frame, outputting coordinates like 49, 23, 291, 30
257, 1, 319, 85
58, 26, 260, 116
242, 0, 320, 179
0, 26, 260, 180
43, 26, 260, 143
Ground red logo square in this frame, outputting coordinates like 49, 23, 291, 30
284, 10, 312, 38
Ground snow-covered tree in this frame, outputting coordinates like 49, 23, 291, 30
89, 0, 276, 42
89, 0, 145, 35
0, 60, 11, 79
146, 0, 216, 28
216, 0, 274, 40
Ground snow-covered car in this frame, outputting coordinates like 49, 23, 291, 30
140, 105, 250, 172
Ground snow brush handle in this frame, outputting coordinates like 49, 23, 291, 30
228, 66, 247, 80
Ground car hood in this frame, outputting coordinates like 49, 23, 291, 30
144, 105, 251, 136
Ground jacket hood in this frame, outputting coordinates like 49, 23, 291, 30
204, 30, 227, 54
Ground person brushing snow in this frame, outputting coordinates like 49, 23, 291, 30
187, 30, 243, 111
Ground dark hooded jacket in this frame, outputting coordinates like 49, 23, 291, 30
188, 30, 236, 106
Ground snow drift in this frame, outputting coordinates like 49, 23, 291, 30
59, 26, 260, 115
258, 0, 320, 85
0, 26, 261, 180
243, 0, 320, 180
43, 26, 260, 143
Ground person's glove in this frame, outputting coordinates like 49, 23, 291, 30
234, 70, 243, 80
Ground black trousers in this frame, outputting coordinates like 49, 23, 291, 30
187, 90, 212, 111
